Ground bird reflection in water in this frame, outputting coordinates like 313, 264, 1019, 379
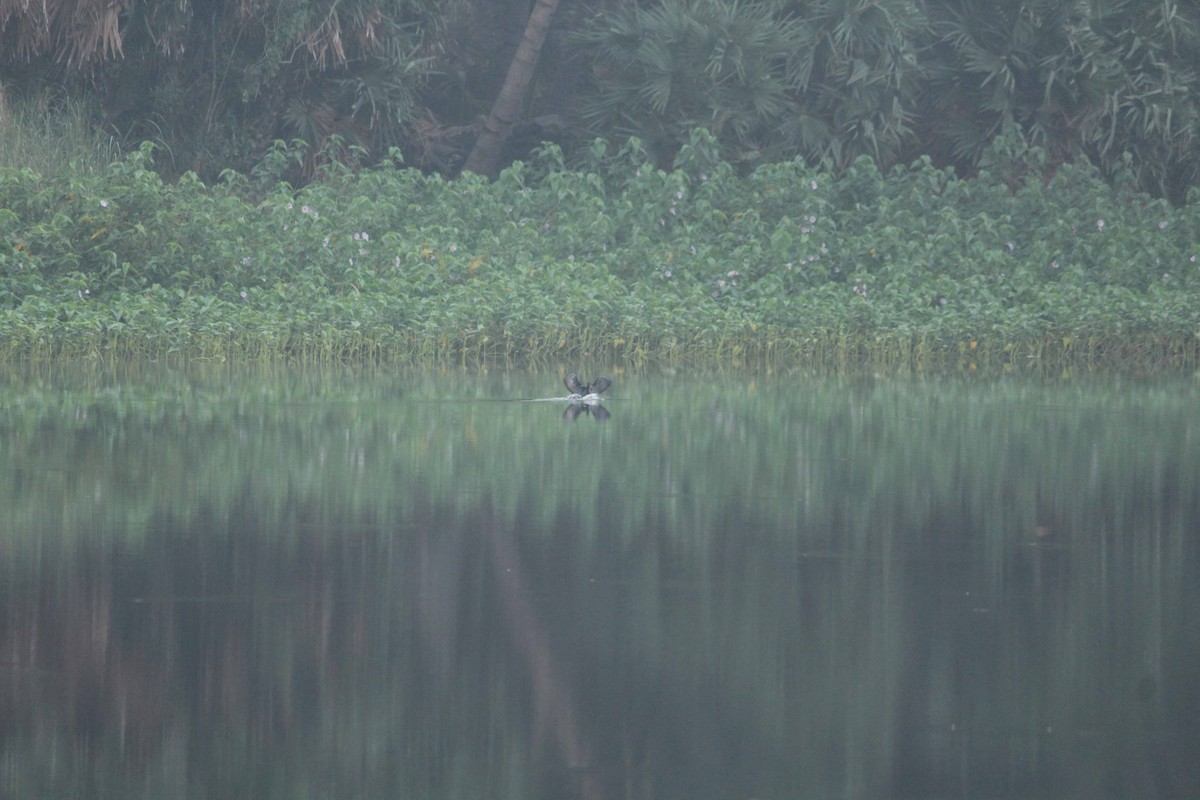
562, 374, 612, 422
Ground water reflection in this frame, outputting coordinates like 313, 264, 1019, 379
0, 364, 1197, 799
562, 400, 610, 422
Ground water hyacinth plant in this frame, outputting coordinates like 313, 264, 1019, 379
2, 131, 1199, 368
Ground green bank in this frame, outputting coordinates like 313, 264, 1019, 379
3, 133, 1199, 368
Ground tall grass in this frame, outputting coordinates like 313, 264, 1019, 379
0, 85, 122, 180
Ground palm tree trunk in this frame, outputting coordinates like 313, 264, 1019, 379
462, 0, 561, 177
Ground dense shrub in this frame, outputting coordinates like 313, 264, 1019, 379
2, 132, 1198, 366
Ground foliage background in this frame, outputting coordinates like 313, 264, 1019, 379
3, 0, 1200, 200
2, 132, 1198, 365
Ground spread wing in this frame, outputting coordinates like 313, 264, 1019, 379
564, 373, 587, 395
588, 376, 612, 395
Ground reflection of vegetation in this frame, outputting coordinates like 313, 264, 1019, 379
1, 365, 1198, 548
1, 366, 1198, 796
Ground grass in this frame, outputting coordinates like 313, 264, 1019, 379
0, 86, 122, 180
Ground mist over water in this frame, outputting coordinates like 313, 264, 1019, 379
2, 363, 1197, 799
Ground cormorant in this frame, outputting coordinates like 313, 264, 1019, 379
564, 374, 612, 397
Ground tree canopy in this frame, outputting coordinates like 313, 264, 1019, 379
3, 0, 1199, 200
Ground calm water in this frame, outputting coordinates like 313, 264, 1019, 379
1, 363, 1197, 800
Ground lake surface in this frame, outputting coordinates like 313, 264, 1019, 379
1, 363, 1197, 800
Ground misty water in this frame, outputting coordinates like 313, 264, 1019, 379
1, 363, 1197, 799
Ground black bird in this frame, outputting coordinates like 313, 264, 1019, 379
564, 373, 612, 397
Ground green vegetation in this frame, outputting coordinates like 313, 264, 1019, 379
2, 129, 1199, 367
3, 1, 1199, 370
574, 0, 925, 170
4, 0, 1200, 200
0, 91, 122, 180
0, 0, 438, 181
